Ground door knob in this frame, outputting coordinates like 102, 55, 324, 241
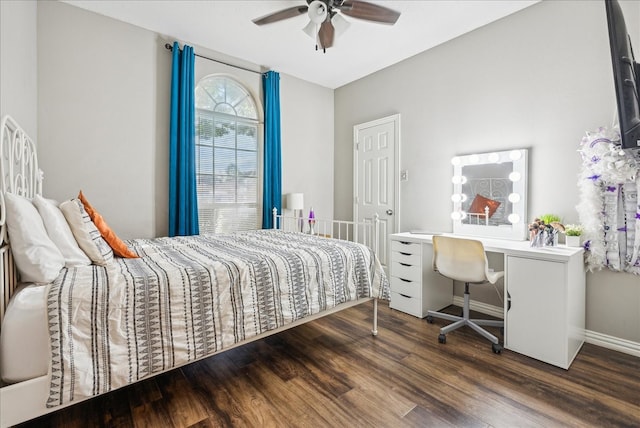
386, 209, 394, 215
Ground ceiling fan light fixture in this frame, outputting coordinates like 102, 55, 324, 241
253, 0, 400, 52
308, 1, 328, 24
331, 13, 350, 37
302, 20, 317, 39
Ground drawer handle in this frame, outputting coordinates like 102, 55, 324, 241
399, 262, 411, 267
399, 278, 412, 283
399, 241, 410, 245
400, 293, 411, 299
399, 252, 411, 256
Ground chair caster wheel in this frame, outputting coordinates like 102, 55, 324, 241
426, 315, 434, 324
492, 343, 503, 354
438, 333, 446, 344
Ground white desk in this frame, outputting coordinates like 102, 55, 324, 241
389, 232, 586, 369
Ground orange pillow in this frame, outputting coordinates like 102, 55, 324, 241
468, 194, 501, 218
78, 191, 139, 258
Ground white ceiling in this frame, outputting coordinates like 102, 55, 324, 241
63, 0, 539, 89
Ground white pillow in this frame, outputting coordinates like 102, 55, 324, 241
3, 193, 65, 283
32, 195, 91, 267
60, 199, 114, 266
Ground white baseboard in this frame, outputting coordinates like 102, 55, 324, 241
585, 330, 640, 358
452, 296, 503, 319
453, 297, 640, 358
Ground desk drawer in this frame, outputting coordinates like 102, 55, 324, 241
390, 276, 421, 298
391, 250, 421, 266
391, 240, 421, 255
390, 261, 421, 282
390, 291, 422, 318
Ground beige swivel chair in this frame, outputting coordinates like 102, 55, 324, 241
426, 235, 504, 354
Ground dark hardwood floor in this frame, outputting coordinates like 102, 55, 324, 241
17, 301, 640, 427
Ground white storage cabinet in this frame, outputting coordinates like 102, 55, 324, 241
389, 236, 453, 318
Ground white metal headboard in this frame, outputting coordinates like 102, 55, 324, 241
0, 115, 42, 324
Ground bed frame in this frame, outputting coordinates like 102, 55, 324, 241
0, 115, 383, 427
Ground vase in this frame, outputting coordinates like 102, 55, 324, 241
565, 235, 581, 247
530, 231, 544, 247
544, 230, 559, 247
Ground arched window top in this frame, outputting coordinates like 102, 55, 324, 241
196, 75, 258, 120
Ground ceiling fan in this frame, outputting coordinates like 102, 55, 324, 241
252, 0, 401, 53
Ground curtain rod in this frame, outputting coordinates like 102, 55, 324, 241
164, 43, 266, 75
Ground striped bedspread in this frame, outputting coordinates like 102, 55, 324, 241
46, 230, 389, 407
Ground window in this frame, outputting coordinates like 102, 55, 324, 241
195, 76, 260, 233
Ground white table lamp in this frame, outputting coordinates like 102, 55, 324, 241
286, 193, 304, 211
286, 193, 304, 232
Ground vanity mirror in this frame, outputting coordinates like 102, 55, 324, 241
451, 149, 528, 241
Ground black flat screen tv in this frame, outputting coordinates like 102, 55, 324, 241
605, 0, 640, 160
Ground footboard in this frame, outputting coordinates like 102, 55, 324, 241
272, 208, 380, 255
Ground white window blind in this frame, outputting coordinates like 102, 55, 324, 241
195, 76, 260, 233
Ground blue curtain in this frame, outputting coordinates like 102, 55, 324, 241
169, 42, 199, 237
262, 71, 282, 229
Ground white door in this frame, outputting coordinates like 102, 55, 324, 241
353, 114, 400, 268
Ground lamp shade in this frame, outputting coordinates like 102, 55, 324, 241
302, 20, 317, 39
332, 13, 350, 37
286, 193, 304, 210
308, 0, 328, 24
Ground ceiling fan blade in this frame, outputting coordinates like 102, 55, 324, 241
253, 5, 308, 25
339, 1, 400, 24
318, 19, 335, 49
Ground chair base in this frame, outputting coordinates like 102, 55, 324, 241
427, 289, 503, 346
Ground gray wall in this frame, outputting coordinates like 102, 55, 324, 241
35, 1, 334, 239
0, 0, 37, 139
37, 1, 165, 239
334, 0, 640, 343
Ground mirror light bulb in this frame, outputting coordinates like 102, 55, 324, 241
451, 211, 462, 221
508, 213, 521, 224
451, 194, 468, 203
488, 153, 500, 163
452, 175, 467, 184
509, 150, 522, 161
508, 193, 521, 203
508, 171, 521, 182
451, 157, 461, 166
469, 154, 480, 164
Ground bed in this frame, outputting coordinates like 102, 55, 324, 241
0, 115, 389, 427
